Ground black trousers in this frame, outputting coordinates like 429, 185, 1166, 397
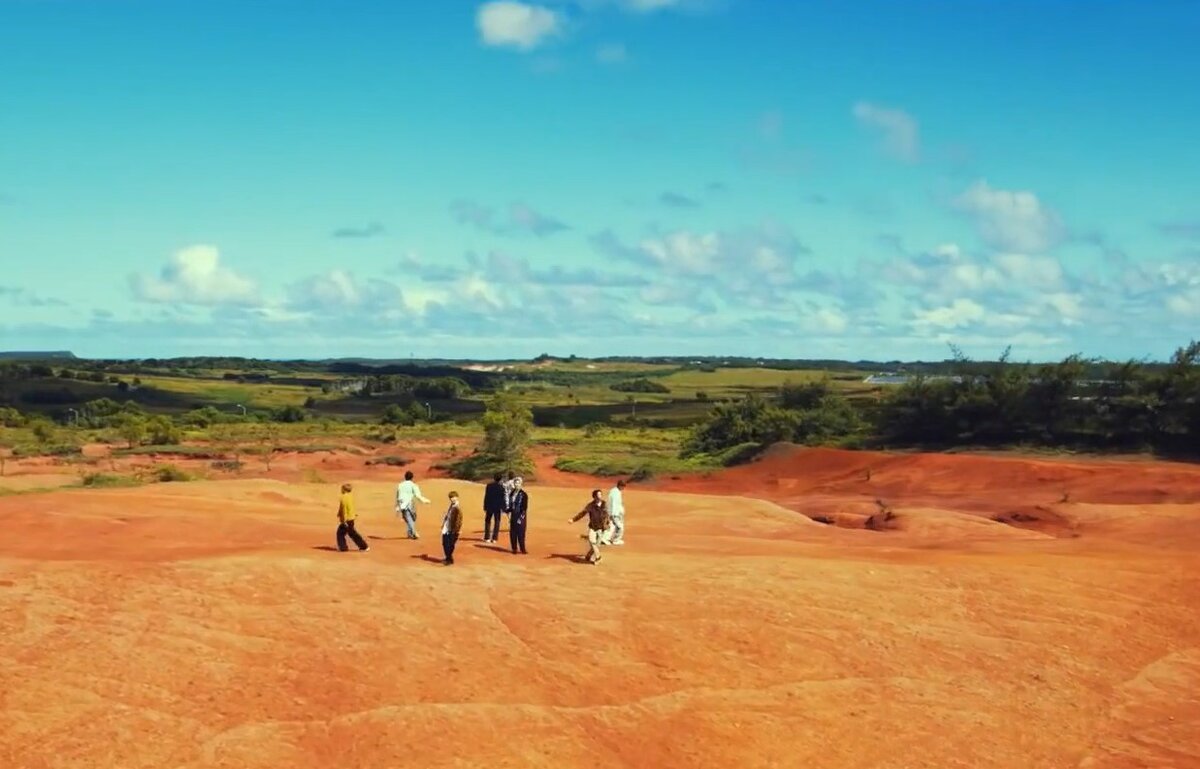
509, 515, 527, 553
337, 520, 368, 551
484, 509, 503, 541
442, 532, 459, 563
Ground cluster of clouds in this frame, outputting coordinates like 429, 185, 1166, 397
449, 199, 570, 237
475, 0, 713, 63
9, 183, 1194, 357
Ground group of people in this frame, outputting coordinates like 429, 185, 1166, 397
333, 470, 629, 566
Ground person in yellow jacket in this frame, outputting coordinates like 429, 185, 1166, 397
336, 483, 370, 552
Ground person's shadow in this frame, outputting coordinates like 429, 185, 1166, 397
473, 543, 511, 553
547, 553, 586, 564
311, 546, 340, 552
411, 554, 445, 564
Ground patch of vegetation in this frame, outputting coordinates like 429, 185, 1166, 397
366, 455, 411, 467
610, 377, 671, 394
81, 472, 140, 488
447, 393, 534, 480
153, 464, 195, 482
682, 385, 863, 460
115, 444, 223, 458
210, 460, 244, 472
303, 468, 327, 484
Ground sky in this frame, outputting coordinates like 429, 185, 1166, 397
1, 0, 1199, 362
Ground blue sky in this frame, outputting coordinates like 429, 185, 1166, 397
2, 0, 1198, 361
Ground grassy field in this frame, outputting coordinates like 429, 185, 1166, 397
0, 359, 896, 477
131, 375, 322, 410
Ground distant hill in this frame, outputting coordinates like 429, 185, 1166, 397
0, 351, 77, 360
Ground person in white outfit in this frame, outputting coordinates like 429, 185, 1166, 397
605, 479, 627, 545
395, 470, 430, 539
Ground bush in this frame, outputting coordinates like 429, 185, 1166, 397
779, 379, 829, 410
682, 395, 798, 457
366, 455, 411, 467
153, 464, 194, 482
272, 405, 307, 423
146, 415, 181, 445
211, 460, 243, 472
115, 413, 148, 448
82, 472, 139, 488
611, 378, 670, 394
0, 407, 25, 427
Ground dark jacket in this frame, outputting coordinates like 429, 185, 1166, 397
572, 500, 609, 531
509, 489, 529, 523
483, 480, 506, 513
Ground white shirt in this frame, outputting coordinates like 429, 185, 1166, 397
607, 486, 624, 517
396, 480, 430, 510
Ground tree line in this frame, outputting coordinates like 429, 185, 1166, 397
685, 341, 1200, 459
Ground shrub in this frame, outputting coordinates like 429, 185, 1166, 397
611, 378, 670, 394
366, 455, 411, 467
779, 379, 829, 410
272, 405, 307, 423
211, 460, 243, 472
82, 472, 139, 488
153, 464, 194, 482
146, 415, 181, 445
682, 395, 798, 457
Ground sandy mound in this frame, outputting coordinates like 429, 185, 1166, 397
2, 464, 1199, 768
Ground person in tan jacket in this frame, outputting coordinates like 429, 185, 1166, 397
440, 491, 464, 565
568, 489, 610, 565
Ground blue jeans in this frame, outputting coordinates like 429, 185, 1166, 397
399, 506, 418, 538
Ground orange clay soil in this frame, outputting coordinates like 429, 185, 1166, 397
2, 446, 1199, 768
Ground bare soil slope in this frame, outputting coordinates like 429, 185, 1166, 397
2, 451, 1199, 768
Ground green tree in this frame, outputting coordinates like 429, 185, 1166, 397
30, 418, 55, 445
450, 393, 533, 479
479, 393, 532, 469
271, 405, 307, 423
380, 403, 415, 426
146, 415, 181, 445
0, 407, 24, 428
779, 378, 829, 410
116, 413, 148, 449
682, 394, 798, 456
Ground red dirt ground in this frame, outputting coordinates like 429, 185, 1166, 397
2, 444, 1199, 768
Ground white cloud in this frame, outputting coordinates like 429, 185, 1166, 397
912, 298, 987, 329
954, 180, 1066, 253
477, 2, 563, 51
596, 43, 628, 63
130, 245, 259, 306
812, 306, 848, 334
994, 252, 1066, 290
852, 101, 919, 162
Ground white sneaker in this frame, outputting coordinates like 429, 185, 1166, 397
611, 540, 624, 546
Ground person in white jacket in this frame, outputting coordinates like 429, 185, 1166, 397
395, 470, 431, 539
605, 479, 627, 545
